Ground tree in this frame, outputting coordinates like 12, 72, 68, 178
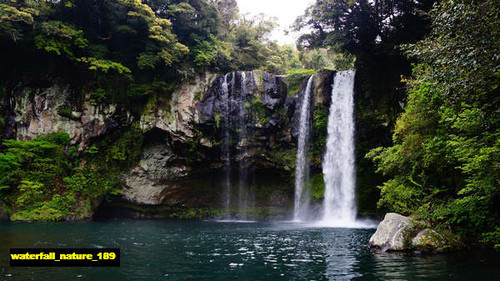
368, 0, 500, 243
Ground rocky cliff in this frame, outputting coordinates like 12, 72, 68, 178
0, 70, 336, 220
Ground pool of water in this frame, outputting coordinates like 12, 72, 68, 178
0, 220, 499, 280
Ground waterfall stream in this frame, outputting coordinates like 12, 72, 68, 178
238, 72, 249, 218
221, 74, 231, 214
294, 75, 314, 221
220, 72, 254, 220
321, 70, 357, 226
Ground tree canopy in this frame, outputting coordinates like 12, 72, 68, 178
367, 0, 499, 244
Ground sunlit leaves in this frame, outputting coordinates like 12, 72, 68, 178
34, 21, 87, 57
77, 57, 131, 77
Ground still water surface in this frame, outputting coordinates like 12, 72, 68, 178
0, 220, 499, 280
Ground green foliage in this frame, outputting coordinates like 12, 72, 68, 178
299, 49, 333, 70
57, 108, 72, 118
481, 228, 500, 250
1, 133, 69, 189
214, 112, 220, 129
252, 95, 266, 122
1, 0, 189, 97
35, 21, 88, 58
0, 125, 143, 221
0, 1, 42, 41
404, 0, 500, 104
89, 88, 108, 105
0, 133, 74, 220
268, 147, 297, 172
15, 180, 46, 209
192, 38, 218, 68
367, 0, 500, 244
263, 44, 302, 74
11, 205, 65, 221
309, 173, 325, 200
77, 57, 131, 77
311, 105, 328, 160
93, 126, 144, 168
127, 81, 175, 99
63, 168, 120, 199
286, 69, 314, 94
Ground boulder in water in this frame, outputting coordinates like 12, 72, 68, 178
369, 213, 451, 252
369, 213, 414, 251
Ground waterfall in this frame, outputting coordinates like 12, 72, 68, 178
220, 71, 254, 220
321, 70, 357, 226
294, 75, 314, 221
238, 71, 249, 218
221, 74, 231, 214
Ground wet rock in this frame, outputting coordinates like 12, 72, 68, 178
312, 69, 335, 107
369, 213, 415, 251
259, 72, 287, 111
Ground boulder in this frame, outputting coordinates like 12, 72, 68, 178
369, 213, 415, 251
412, 228, 446, 250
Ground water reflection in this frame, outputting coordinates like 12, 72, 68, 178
323, 229, 358, 280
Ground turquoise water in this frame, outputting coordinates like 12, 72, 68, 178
0, 220, 499, 280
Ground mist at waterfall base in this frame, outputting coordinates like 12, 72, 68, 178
294, 71, 376, 228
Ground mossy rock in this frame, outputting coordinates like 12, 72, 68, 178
411, 229, 448, 251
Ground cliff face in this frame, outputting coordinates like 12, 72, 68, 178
3, 85, 133, 149
0, 70, 335, 220
121, 71, 296, 210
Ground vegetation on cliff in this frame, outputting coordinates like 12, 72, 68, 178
0, 126, 143, 220
0, 0, 498, 250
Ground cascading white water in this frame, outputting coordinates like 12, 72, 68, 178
294, 75, 314, 221
238, 71, 249, 218
321, 70, 357, 226
221, 74, 231, 213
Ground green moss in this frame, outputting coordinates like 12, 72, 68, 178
309, 173, 325, 200
268, 147, 297, 172
91, 125, 144, 168
194, 90, 202, 101
252, 95, 267, 124
57, 108, 72, 118
11, 205, 65, 221
215, 112, 220, 128
311, 105, 328, 163
260, 116, 271, 126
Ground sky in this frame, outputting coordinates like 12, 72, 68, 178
236, 0, 315, 45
